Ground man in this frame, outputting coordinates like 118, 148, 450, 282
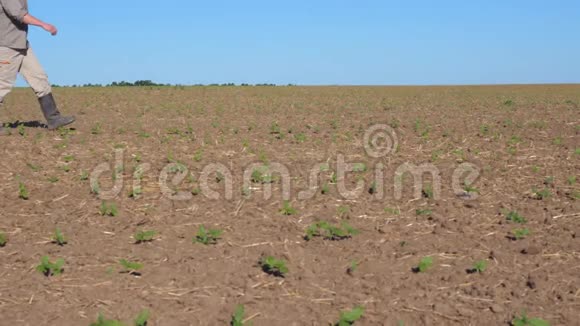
0, 0, 74, 135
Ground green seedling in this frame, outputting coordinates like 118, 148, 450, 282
511, 228, 530, 240
413, 257, 433, 273
479, 125, 490, 136
193, 149, 203, 162
231, 305, 251, 326
280, 201, 297, 216
52, 228, 67, 246
0, 232, 7, 247
100, 202, 118, 217
36, 256, 65, 277
90, 314, 125, 326
48, 176, 59, 183
347, 260, 359, 276
512, 312, 550, 326
129, 186, 143, 198
553, 137, 563, 146
321, 183, 330, 195
138, 130, 151, 138
452, 149, 466, 160
119, 259, 143, 274
134, 230, 156, 244
368, 182, 377, 195
335, 306, 365, 326
431, 150, 444, 161
337, 205, 350, 218
270, 121, 281, 135
467, 260, 488, 274
27, 163, 41, 172
305, 221, 358, 241
186, 172, 195, 184
509, 135, 522, 145
416, 209, 432, 216
134, 310, 150, 326
352, 163, 367, 173
504, 99, 514, 106
90, 310, 149, 326
384, 207, 401, 215
251, 167, 273, 184
259, 256, 288, 277
422, 184, 434, 199
463, 184, 479, 194
330, 172, 338, 184
91, 181, 101, 195
166, 127, 182, 135
412, 119, 430, 139
63, 155, 75, 162
168, 163, 187, 173
294, 133, 306, 143
91, 123, 102, 135
194, 226, 222, 245
258, 151, 269, 164
55, 141, 67, 149
531, 188, 551, 200
568, 176, 577, 185
17, 124, 25, 136
506, 211, 527, 224
80, 170, 89, 181
18, 182, 29, 200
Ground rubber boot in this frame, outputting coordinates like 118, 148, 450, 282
39, 93, 75, 130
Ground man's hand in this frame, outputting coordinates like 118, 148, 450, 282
42, 23, 58, 36
22, 14, 58, 36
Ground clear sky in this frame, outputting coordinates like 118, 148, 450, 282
21, 0, 580, 86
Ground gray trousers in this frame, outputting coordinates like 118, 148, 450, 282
0, 46, 52, 103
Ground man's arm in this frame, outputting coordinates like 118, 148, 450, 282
0, 0, 57, 35
22, 14, 58, 36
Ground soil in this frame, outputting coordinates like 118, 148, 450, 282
0, 85, 579, 325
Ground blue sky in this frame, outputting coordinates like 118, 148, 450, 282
21, 0, 580, 85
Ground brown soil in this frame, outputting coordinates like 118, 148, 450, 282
0, 85, 579, 325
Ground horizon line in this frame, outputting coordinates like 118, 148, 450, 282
13, 82, 580, 88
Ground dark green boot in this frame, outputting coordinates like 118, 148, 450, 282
39, 93, 75, 130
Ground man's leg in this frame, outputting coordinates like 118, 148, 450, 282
20, 47, 74, 130
0, 47, 25, 135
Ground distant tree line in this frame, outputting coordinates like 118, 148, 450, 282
52, 81, 295, 88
